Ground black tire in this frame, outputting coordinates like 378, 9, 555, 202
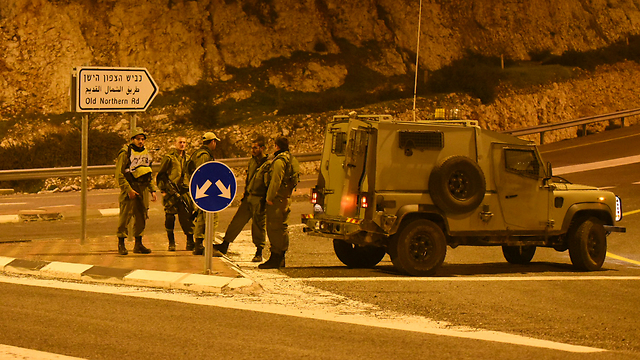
388, 219, 447, 276
429, 156, 486, 214
502, 245, 536, 264
568, 217, 607, 271
333, 239, 387, 268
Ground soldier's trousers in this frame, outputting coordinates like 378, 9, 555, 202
163, 193, 194, 235
223, 195, 266, 248
117, 195, 148, 238
194, 210, 218, 240
266, 196, 291, 254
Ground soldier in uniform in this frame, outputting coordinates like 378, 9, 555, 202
188, 132, 220, 255
259, 136, 299, 269
156, 136, 194, 251
115, 128, 158, 255
213, 136, 268, 262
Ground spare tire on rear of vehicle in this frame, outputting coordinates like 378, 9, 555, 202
428, 155, 486, 214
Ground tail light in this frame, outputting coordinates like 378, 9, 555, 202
311, 189, 318, 204
360, 194, 368, 208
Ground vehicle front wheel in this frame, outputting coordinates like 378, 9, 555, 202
333, 239, 387, 268
502, 245, 536, 264
568, 217, 607, 271
389, 219, 447, 276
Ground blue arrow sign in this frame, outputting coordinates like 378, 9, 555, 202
189, 161, 237, 213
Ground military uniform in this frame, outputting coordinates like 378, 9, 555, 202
157, 148, 194, 250
218, 153, 268, 258
115, 130, 158, 255
189, 142, 218, 255
260, 149, 299, 268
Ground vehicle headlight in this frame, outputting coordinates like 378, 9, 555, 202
616, 195, 623, 222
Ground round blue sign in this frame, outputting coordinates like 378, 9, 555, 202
189, 161, 237, 213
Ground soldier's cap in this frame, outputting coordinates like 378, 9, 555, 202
202, 132, 221, 142
130, 127, 147, 139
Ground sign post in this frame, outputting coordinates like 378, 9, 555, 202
72, 66, 158, 244
189, 161, 237, 273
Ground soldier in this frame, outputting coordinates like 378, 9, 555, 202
259, 136, 299, 269
213, 136, 268, 262
115, 128, 158, 255
156, 136, 194, 251
188, 131, 220, 255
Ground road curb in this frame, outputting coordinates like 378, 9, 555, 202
0, 255, 261, 294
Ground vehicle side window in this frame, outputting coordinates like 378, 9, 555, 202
505, 149, 539, 178
331, 131, 347, 155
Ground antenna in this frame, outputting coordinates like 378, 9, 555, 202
412, 0, 423, 121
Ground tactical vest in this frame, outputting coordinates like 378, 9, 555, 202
126, 145, 153, 181
267, 151, 300, 198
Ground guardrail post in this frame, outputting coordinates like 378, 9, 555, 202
621, 117, 626, 127
582, 124, 587, 137
540, 131, 545, 145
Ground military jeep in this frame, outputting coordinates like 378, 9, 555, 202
302, 113, 625, 276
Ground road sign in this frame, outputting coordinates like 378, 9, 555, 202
75, 67, 158, 112
189, 161, 237, 213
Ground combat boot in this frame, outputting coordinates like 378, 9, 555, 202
133, 236, 152, 254
167, 231, 176, 251
186, 234, 195, 251
192, 238, 204, 255
252, 247, 263, 262
117, 237, 128, 255
258, 251, 285, 269
213, 240, 230, 255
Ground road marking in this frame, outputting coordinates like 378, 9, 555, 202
99, 208, 119, 216
607, 252, 640, 266
554, 154, 640, 175
624, 209, 640, 216
0, 274, 605, 354
0, 344, 85, 359
292, 275, 640, 282
38, 204, 75, 209
0, 215, 19, 224
0, 202, 27, 206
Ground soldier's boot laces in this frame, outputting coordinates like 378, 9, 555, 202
133, 237, 152, 254
252, 247, 263, 263
167, 231, 176, 251
258, 251, 285, 269
186, 235, 195, 251
117, 237, 128, 255
192, 238, 205, 255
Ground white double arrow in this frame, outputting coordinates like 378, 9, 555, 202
195, 179, 232, 199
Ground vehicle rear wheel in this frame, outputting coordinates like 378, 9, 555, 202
428, 156, 486, 214
502, 245, 536, 264
333, 239, 387, 268
568, 217, 607, 271
389, 219, 447, 276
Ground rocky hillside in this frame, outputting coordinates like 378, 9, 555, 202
2, 0, 640, 163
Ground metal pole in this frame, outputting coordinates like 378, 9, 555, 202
81, 114, 89, 244
412, 0, 423, 121
204, 211, 214, 273
128, 114, 136, 243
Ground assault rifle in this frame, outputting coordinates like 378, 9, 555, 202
157, 173, 196, 220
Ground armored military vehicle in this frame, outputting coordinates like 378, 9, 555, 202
302, 113, 625, 276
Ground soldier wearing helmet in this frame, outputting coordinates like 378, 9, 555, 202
186, 131, 221, 255
115, 127, 158, 255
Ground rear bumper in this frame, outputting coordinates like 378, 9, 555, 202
301, 214, 364, 239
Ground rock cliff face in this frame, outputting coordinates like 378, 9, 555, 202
2, 0, 640, 117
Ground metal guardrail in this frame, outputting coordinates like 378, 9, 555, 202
0, 107, 637, 181
501, 108, 640, 144
0, 152, 322, 182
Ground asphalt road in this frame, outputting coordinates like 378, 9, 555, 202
1, 125, 640, 358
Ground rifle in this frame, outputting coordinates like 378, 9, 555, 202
157, 172, 196, 220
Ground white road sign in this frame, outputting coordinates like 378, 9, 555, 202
75, 67, 158, 112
